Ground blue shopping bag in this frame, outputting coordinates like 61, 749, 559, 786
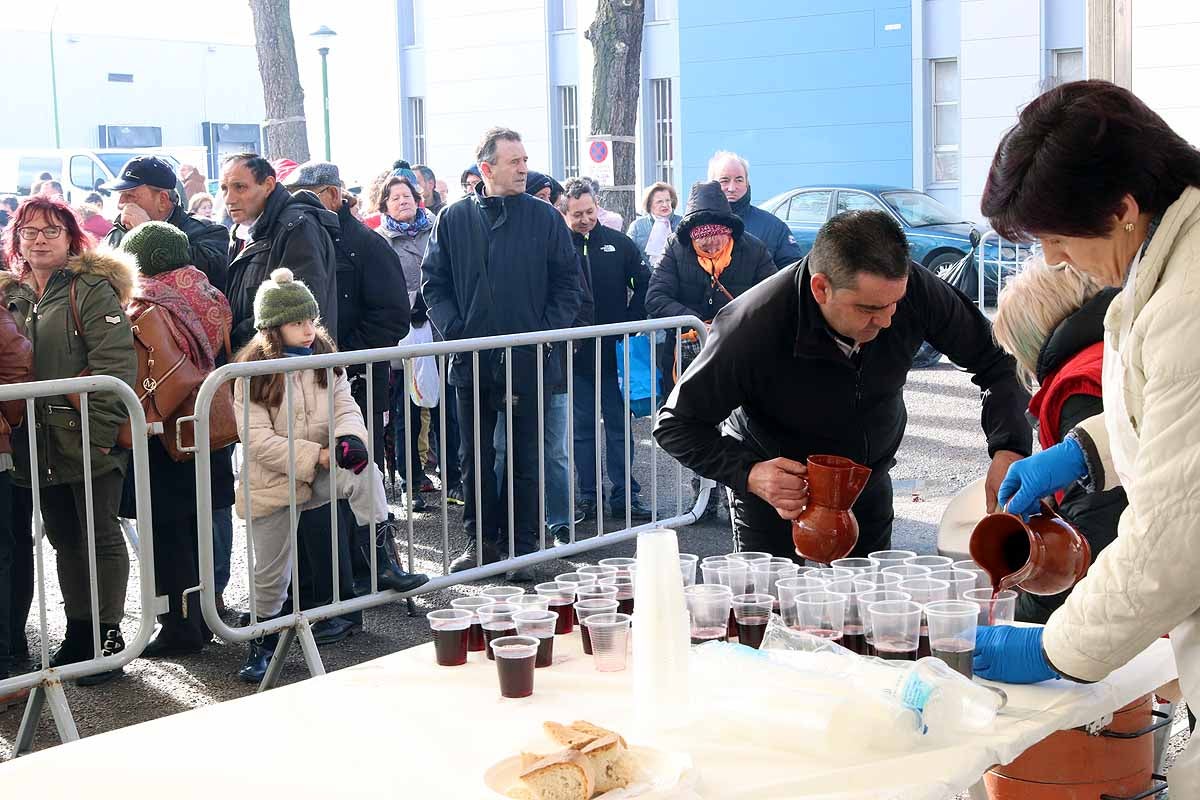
616, 333, 661, 418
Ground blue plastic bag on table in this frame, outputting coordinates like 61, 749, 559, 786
616, 333, 660, 418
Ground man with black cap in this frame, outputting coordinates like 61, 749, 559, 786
103, 155, 230, 286
653, 209, 1031, 561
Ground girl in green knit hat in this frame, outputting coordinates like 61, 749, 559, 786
230, 268, 427, 682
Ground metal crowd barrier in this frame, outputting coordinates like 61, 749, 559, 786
976, 231, 1035, 310
189, 316, 710, 690
0, 375, 158, 755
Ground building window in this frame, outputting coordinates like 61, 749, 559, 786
558, 85, 579, 179
407, 98, 426, 164
1052, 48, 1084, 84
550, 0, 577, 31
650, 77, 674, 185
648, 0, 677, 22
930, 58, 959, 184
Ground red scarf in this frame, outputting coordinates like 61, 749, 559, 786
132, 267, 232, 370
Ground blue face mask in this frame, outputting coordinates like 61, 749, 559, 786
283, 345, 313, 357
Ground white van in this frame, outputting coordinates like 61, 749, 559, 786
0, 147, 206, 215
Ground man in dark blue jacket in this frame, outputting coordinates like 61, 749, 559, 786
709, 151, 803, 269
421, 127, 582, 578
561, 177, 653, 525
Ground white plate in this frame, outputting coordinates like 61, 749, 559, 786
483, 745, 697, 798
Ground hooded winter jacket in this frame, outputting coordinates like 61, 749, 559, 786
645, 181, 776, 324
226, 186, 340, 351
5, 249, 138, 486
730, 188, 803, 269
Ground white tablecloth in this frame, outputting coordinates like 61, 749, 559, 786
0, 632, 1177, 798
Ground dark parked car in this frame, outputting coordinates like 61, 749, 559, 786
758, 184, 1021, 272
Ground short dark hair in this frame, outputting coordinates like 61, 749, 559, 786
982, 80, 1200, 241
0, 196, 18, 212
475, 127, 522, 165
378, 176, 418, 215
561, 177, 594, 202
413, 164, 435, 183
809, 211, 910, 290
222, 153, 275, 184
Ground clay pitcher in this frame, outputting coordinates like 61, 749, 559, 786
969, 499, 1091, 596
792, 455, 872, 564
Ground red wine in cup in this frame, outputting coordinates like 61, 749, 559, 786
496, 654, 535, 698
736, 616, 768, 649
483, 626, 517, 660
551, 602, 574, 635
433, 628, 468, 666
467, 622, 486, 653
690, 626, 727, 645
932, 638, 974, 679
535, 636, 554, 668
874, 638, 919, 661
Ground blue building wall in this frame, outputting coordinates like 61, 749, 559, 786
678, 0, 913, 202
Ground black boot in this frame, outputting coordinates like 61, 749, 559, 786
239, 632, 280, 684
143, 594, 206, 658
49, 618, 94, 668
75, 624, 124, 686
364, 515, 429, 595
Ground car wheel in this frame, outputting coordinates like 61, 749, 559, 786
925, 250, 965, 274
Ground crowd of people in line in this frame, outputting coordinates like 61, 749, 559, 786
0, 129, 809, 688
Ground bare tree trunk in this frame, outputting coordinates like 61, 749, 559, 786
249, 0, 311, 161
585, 0, 645, 227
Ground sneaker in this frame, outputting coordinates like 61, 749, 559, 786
549, 524, 571, 547
449, 540, 502, 573
611, 497, 653, 522
575, 498, 597, 523
419, 477, 436, 493
446, 485, 465, 506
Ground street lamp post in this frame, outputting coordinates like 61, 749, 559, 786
310, 25, 337, 161
49, 4, 62, 147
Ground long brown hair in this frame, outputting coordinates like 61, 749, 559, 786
233, 323, 342, 409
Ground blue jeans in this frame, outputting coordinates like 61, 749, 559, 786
213, 506, 233, 595
494, 393, 569, 528
573, 359, 640, 505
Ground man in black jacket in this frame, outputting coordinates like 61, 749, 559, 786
561, 177, 652, 523
103, 155, 230, 286
654, 211, 1031, 560
220, 154, 340, 351
708, 151, 803, 269
421, 127, 582, 578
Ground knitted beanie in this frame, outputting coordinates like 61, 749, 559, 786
254, 268, 319, 330
119, 221, 189, 276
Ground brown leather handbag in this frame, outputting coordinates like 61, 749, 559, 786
161, 326, 240, 462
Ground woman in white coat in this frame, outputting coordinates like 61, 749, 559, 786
974, 80, 1200, 795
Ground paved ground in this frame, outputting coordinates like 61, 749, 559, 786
0, 362, 1189, 787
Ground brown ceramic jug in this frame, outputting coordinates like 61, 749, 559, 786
791, 455, 872, 564
969, 499, 1092, 596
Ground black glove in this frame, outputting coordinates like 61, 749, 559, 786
335, 435, 370, 474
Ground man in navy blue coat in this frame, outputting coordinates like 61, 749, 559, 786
421, 127, 582, 579
709, 151, 803, 269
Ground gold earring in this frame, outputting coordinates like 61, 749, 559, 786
1124, 222, 1134, 232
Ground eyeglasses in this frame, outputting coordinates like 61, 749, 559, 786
17, 226, 64, 241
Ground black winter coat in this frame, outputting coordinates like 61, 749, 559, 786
420, 189, 582, 400
331, 201, 411, 410
731, 189, 803, 269
1017, 288, 1125, 623
653, 260, 1032, 496
225, 186, 340, 351
570, 223, 649, 371
645, 233, 776, 324
105, 204, 231, 288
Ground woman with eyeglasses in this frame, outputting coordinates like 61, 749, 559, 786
3, 195, 137, 685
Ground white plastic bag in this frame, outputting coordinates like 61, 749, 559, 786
397, 323, 439, 409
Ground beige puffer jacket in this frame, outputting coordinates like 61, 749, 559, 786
1045, 186, 1200, 689
233, 366, 368, 519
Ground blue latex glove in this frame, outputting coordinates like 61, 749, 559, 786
996, 438, 1087, 517
973, 625, 1059, 684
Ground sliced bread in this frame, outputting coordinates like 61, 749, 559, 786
569, 720, 628, 750
509, 749, 595, 800
580, 735, 637, 794
544, 721, 599, 750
